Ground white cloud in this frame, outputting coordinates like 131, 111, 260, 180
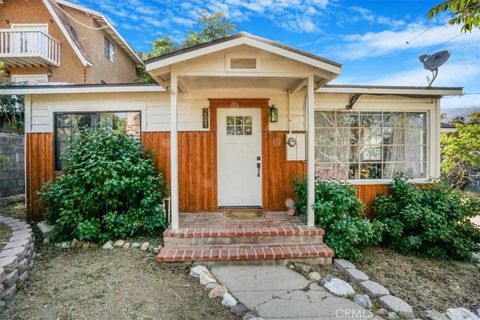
333, 22, 480, 60
442, 94, 480, 109
350, 6, 405, 28
364, 61, 480, 87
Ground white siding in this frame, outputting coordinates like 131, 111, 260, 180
28, 88, 307, 133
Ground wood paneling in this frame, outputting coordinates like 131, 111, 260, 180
178, 132, 217, 211
142, 131, 217, 212
26, 132, 394, 219
355, 184, 390, 217
263, 131, 307, 210
26, 133, 54, 221
142, 132, 171, 184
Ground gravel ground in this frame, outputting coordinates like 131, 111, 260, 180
356, 247, 480, 314
0, 202, 236, 320
0, 247, 237, 320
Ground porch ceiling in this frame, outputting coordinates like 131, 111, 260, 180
178, 75, 305, 91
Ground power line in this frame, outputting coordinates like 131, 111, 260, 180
51, 1, 108, 31
430, 33, 463, 51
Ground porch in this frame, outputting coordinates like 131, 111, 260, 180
157, 211, 334, 263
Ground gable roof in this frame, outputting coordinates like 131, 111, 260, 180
145, 32, 342, 75
42, 0, 92, 66
41, 0, 143, 66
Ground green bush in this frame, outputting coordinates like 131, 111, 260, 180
40, 128, 167, 242
373, 174, 480, 260
294, 178, 383, 261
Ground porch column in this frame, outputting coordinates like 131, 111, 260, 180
170, 73, 180, 230
306, 75, 315, 227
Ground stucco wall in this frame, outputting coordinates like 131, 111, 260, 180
0, 0, 86, 84
0, 0, 138, 84
61, 5, 138, 84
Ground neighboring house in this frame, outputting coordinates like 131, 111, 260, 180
440, 122, 456, 133
0, 0, 142, 84
1, 32, 462, 228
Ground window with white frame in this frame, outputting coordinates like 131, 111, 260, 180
104, 37, 115, 62
314, 111, 428, 180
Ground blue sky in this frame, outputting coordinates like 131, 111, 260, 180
70, 0, 480, 110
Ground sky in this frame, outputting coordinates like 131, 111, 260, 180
69, 0, 480, 110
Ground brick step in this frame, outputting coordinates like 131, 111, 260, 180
163, 226, 325, 246
156, 243, 334, 263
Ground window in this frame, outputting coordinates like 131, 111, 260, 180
226, 116, 252, 135
315, 111, 428, 180
54, 111, 141, 170
104, 37, 115, 62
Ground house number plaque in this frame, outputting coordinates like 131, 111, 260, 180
202, 108, 209, 129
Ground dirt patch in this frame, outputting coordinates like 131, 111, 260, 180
1, 201, 26, 220
0, 248, 238, 320
0, 222, 11, 251
356, 247, 480, 314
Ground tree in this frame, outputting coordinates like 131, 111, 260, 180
429, 0, 480, 32
138, 11, 235, 83
146, 37, 176, 59
195, 11, 235, 43
468, 112, 480, 124
441, 123, 480, 187
0, 61, 25, 133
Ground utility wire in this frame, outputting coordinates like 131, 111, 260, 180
430, 33, 463, 51
51, 1, 109, 31
405, 18, 445, 45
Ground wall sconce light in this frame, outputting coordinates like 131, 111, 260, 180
47, 69, 52, 77
269, 105, 278, 123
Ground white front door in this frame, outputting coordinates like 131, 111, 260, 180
217, 108, 262, 207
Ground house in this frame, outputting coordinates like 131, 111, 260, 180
0, 0, 142, 84
0, 32, 462, 263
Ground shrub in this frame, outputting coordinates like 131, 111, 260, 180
373, 174, 480, 260
294, 178, 383, 261
40, 128, 167, 242
441, 124, 480, 188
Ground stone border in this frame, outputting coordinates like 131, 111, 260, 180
0, 214, 35, 310
189, 265, 263, 320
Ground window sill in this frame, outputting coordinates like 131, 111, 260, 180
343, 178, 434, 185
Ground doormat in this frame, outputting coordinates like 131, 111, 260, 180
224, 210, 264, 219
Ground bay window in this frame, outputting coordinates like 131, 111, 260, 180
314, 111, 428, 180
54, 111, 141, 170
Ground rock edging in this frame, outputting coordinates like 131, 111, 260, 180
0, 214, 35, 310
189, 265, 264, 320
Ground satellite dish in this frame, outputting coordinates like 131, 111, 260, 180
419, 50, 451, 86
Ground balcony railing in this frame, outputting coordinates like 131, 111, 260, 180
0, 30, 61, 67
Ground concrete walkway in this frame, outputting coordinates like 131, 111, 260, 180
211, 265, 373, 320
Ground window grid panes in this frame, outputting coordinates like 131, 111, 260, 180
315, 111, 428, 180
226, 116, 252, 136
55, 112, 141, 170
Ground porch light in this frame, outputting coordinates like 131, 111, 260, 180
269, 105, 278, 122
